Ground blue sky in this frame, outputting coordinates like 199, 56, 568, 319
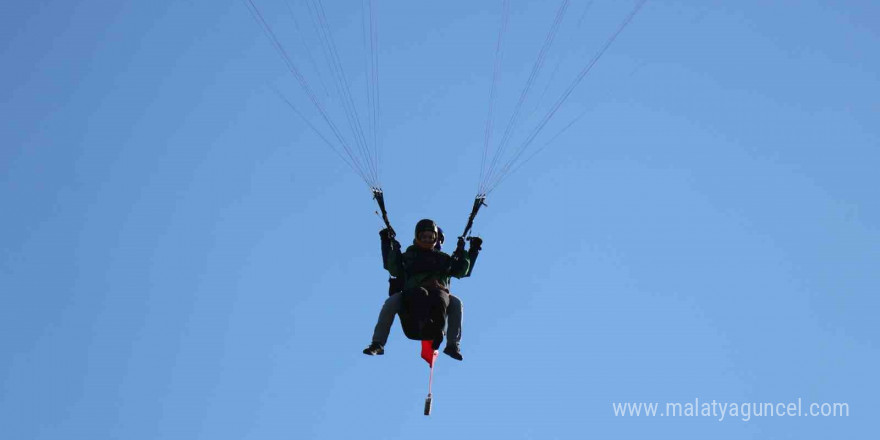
1, 1, 878, 438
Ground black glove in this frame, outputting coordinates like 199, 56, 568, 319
456, 237, 466, 253
468, 236, 482, 251
379, 228, 395, 240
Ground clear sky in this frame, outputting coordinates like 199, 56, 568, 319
1, 1, 878, 439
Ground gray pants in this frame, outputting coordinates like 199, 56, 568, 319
371, 292, 462, 349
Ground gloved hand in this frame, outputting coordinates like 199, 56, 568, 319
456, 237, 466, 253
468, 236, 483, 251
379, 228, 395, 240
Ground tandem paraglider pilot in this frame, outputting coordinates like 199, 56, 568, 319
363, 219, 482, 360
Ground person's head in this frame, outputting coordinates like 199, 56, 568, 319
414, 219, 439, 250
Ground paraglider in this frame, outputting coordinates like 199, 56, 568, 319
241, 0, 647, 415
363, 220, 481, 360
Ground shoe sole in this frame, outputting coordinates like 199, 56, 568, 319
443, 350, 462, 361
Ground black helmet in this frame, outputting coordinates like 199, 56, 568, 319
415, 219, 438, 236
434, 227, 445, 250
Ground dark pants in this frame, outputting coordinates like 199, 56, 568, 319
404, 287, 449, 348
371, 293, 463, 349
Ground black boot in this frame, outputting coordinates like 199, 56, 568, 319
443, 345, 462, 361
363, 342, 384, 356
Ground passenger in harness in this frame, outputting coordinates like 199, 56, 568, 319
363, 219, 481, 360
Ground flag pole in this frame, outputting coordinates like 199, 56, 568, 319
423, 341, 438, 415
